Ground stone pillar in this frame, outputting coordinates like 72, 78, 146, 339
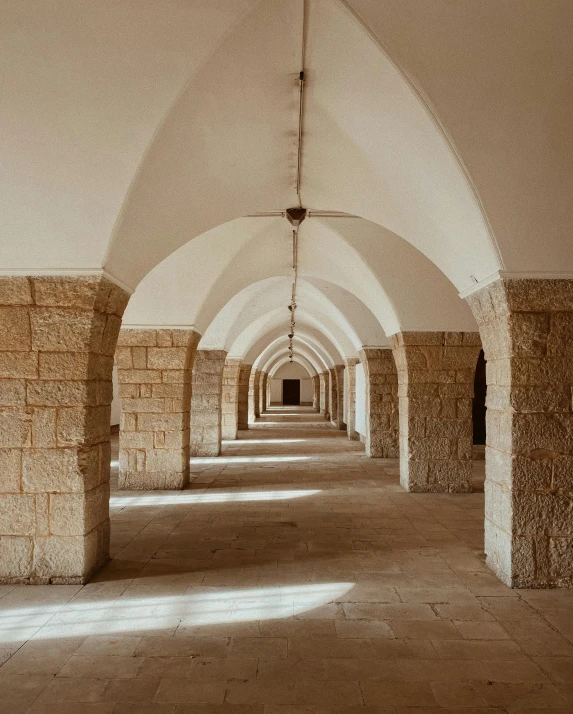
260, 372, 268, 414
392, 332, 481, 494
116, 328, 199, 490
360, 348, 399, 458
312, 375, 320, 411
189, 350, 226, 457
221, 358, 241, 441
237, 363, 251, 430
0, 275, 128, 584
346, 358, 359, 440
329, 365, 345, 429
467, 278, 573, 588
248, 368, 261, 422
255, 370, 262, 418
319, 371, 330, 419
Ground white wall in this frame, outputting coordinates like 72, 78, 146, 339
355, 361, 366, 436
271, 362, 314, 404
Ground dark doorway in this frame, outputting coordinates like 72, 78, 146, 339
472, 349, 487, 445
282, 379, 301, 405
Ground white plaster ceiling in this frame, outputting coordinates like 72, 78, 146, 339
2, 0, 571, 370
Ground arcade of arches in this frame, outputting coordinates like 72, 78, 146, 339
1, 0, 573, 709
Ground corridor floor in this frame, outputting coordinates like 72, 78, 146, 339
1, 406, 573, 713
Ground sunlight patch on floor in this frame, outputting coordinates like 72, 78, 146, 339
110, 489, 321, 507
0, 583, 354, 642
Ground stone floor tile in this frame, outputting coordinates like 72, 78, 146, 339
1, 414, 572, 714
295, 680, 363, 706
288, 637, 377, 660
25, 703, 116, 714
390, 620, 462, 640
102, 679, 160, 702
430, 681, 485, 707
430, 638, 528, 660
57, 655, 144, 679
187, 656, 257, 679
225, 680, 297, 705
229, 637, 287, 658
76, 637, 143, 657
533, 658, 573, 686
37, 677, 108, 702
361, 681, 437, 707
454, 620, 512, 640
474, 681, 571, 709
153, 679, 226, 704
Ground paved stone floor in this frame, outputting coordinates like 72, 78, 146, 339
1, 406, 573, 713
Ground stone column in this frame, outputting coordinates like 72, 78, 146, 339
360, 348, 399, 458
330, 365, 345, 429
116, 328, 200, 490
0, 275, 128, 584
221, 358, 241, 441
467, 278, 573, 588
189, 350, 226, 457
346, 358, 359, 440
392, 332, 481, 494
254, 369, 263, 419
260, 372, 268, 414
319, 371, 330, 419
248, 368, 260, 422
237, 363, 251, 430
312, 375, 320, 411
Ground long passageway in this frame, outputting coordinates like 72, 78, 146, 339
1, 407, 573, 711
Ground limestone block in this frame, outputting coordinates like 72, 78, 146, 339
0, 352, 38, 379
32, 528, 104, 583
49, 484, 109, 536
0, 306, 32, 350
0, 408, 32, 447
57, 405, 110, 446
0, 277, 32, 305
147, 347, 189, 369
0, 494, 35, 535
22, 446, 100, 492
0, 535, 33, 579
0, 449, 21, 491
31, 407, 57, 447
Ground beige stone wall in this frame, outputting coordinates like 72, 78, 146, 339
221, 358, 241, 441
467, 278, 573, 588
116, 328, 199, 490
345, 358, 359, 440
189, 350, 227, 457
360, 348, 399, 458
0, 275, 128, 584
237, 364, 251, 430
392, 332, 481, 494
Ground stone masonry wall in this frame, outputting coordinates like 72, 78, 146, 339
467, 278, 573, 587
392, 332, 481, 494
259, 372, 267, 415
0, 275, 128, 583
237, 364, 251, 430
189, 350, 227, 457
116, 328, 200, 490
346, 358, 359, 440
221, 358, 241, 441
360, 349, 399, 458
